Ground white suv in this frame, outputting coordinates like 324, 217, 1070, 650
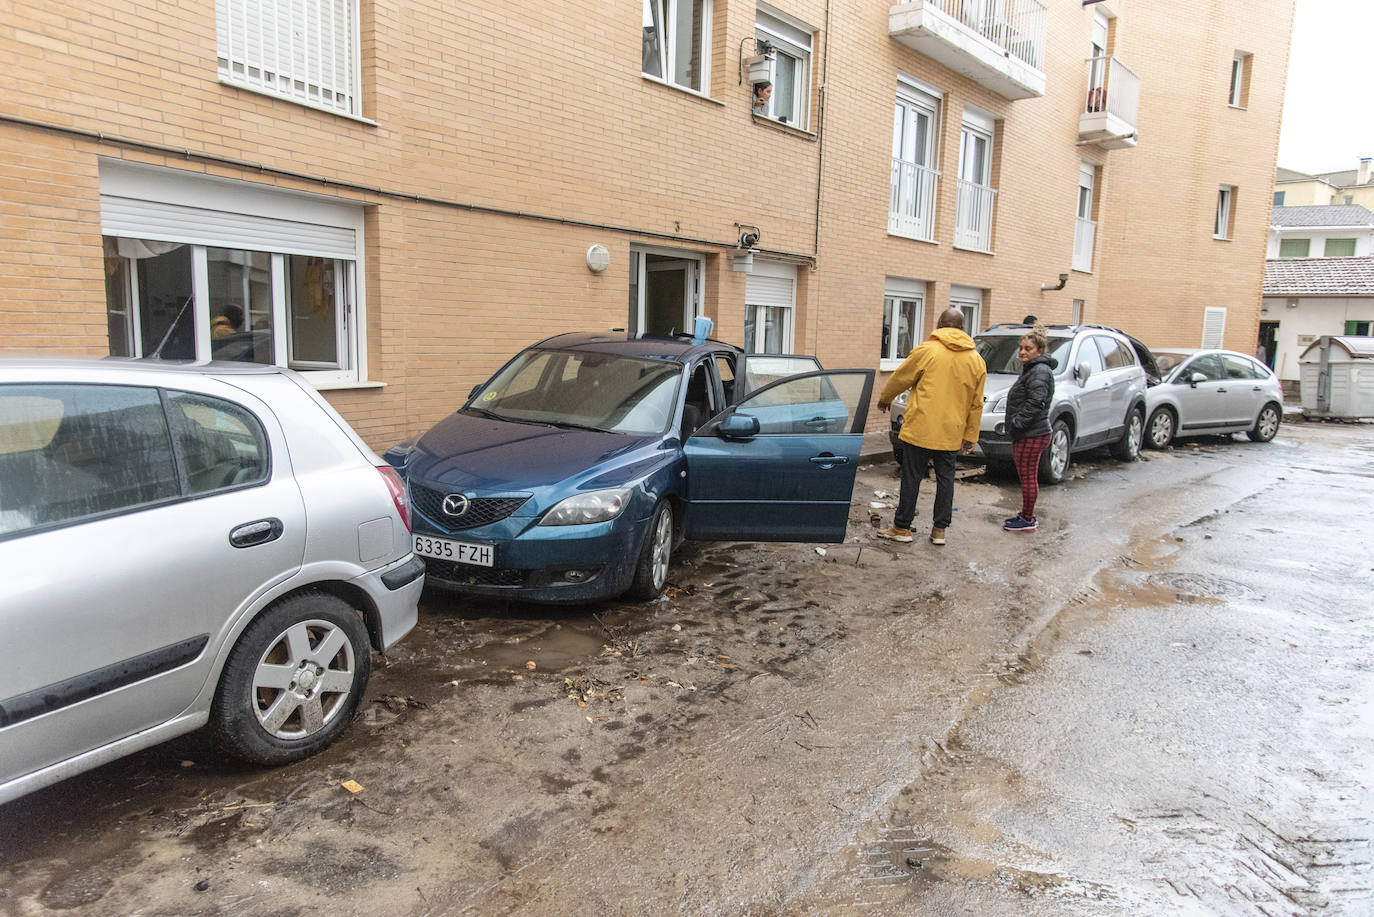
0, 358, 422, 804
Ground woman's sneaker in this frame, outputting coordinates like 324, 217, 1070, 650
1004, 515, 1038, 533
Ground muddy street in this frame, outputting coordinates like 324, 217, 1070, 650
2, 421, 1372, 916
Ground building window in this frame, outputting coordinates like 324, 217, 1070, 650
950, 285, 983, 335
743, 262, 796, 354
1346, 321, 1372, 335
100, 161, 364, 385
1072, 298, 1085, 324
1215, 186, 1235, 239
216, 0, 359, 116
1073, 163, 1097, 272
1273, 190, 1285, 206
1202, 306, 1227, 349
1278, 238, 1311, 258
1325, 238, 1357, 257
889, 77, 942, 242
881, 279, 926, 370
954, 109, 997, 252
754, 8, 812, 127
1228, 52, 1252, 108
642, 0, 712, 93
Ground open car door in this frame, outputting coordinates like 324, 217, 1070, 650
683, 369, 874, 543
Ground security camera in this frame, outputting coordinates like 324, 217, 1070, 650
739, 231, 760, 249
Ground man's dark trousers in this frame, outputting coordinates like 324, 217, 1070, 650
893, 441, 958, 530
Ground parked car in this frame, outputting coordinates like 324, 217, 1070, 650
1144, 349, 1283, 448
889, 323, 1155, 483
386, 333, 874, 603
0, 358, 422, 805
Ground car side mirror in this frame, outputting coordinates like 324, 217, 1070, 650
718, 412, 760, 439
1188, 372, 1207, 388
1075, 362, 1092, 384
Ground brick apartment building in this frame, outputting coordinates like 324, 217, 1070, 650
0, 0, 1294, 449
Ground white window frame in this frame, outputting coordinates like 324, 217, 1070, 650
881, 278, 926, 371
99, 160, 367, 388
950, 285, 983, 335
1215, 185, 1234, 239
755, 7, 813, 128
1228, 52, 1251, 108
954, 107, 996, 252
1073, 162, 1097, 272
215, 0, 362, 119
1202, 307, 1227, 350
890, 76, 943, 242
744, 260, 796, 354
642, 0, 714, 94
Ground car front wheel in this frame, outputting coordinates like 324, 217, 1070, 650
1248, 402, 1282, 442
1146, 407, 1175, 449
1039, 419, 1072, 485
211, 593, 371, 766
627, 501, 673, 600
1111, 408, 1144, 461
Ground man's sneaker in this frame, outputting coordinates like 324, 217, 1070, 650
877, 525, 913, 543
1004, 515, 1038, 533
929, 526, 946, 546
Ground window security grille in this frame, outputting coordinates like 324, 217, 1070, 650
217, 0, 358, 115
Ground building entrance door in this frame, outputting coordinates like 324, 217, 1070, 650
629, 250, 700, 336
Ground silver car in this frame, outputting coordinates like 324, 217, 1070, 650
0, 359, 422, 804
1144, 349, 1284, 448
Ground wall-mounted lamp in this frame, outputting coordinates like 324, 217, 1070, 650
585, 244, 610, 273
734, 223, 761, 250
1040, 273, 1069, 292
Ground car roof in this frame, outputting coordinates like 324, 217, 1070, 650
531, 332, 742, 363
0, 356, 291, 379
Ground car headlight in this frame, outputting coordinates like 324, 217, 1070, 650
990, 394, 1008, 413
539, 487, 633, 526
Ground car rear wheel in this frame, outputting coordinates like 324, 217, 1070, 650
1248, 402, 1281, 442
1146, 407, 1175, 449
1111, 408, 1144, 461
627, 502, 673, 600
211, 593, 371, 766
1039, 419, 1072, 485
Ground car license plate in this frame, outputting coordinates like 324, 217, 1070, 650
413, 535, 494, 567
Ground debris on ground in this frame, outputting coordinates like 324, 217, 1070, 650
564, 675, 624, 706
341, 780, 364, 794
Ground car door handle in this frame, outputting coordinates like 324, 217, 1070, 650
803, 416, 831, 429
229, 518, 283, 548
810, 454, 849, 467
1217, 387, 1228, 393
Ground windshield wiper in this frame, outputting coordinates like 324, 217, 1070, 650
542, 419, 610, 433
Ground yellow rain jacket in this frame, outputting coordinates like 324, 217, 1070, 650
880, 327, 987, 451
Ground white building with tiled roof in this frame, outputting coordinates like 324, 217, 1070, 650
1267, 205, 1374, 259
1261, 256, 1374, 383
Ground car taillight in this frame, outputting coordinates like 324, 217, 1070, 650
377, 465, 411, 532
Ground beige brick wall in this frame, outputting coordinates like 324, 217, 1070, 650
0, 0, 1293, 446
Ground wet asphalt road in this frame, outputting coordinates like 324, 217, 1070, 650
1, 419, 1371, 916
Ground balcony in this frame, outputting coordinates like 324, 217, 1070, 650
1073, 217, 1096, 272
1078, 56, 1140, 149
890, 159, 941, 242
954, 180, 997, 252
889, 0, 1047, 101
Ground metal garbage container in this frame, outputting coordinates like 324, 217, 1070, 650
1299, 336, 1374, 419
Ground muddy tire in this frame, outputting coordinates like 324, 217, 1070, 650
1146, 407, 1175, 450
1247, 402, 1281, 442
1111, 408, 1144, 461
1039, 418, 1072, 485
211, 593, 370, 766
627, 502, 673, 600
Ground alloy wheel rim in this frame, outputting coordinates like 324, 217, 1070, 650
251, 619, 356, 740
1051, 430, 1069, 476
651, 509, 672, 589
1129, 413, 1143, 453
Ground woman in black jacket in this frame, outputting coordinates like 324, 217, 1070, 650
1003, 325, 1056, 533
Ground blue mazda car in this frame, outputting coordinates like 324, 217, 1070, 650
385, 332, 874, 603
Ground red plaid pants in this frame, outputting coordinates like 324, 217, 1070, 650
1012, 435, 1050, 520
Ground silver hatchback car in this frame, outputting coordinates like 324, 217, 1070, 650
1144, 349, 1284, 448
0, 359, 422, 804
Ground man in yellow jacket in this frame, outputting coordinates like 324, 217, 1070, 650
875, 307, 986, 545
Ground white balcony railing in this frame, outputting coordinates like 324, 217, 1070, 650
954, 180, 997, 251
889, 160, 941, 242
909, 0, 1048, 70
1084, 56, 1140, 127
1073, 217, 1096, 272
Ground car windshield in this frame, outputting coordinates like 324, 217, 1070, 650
465, 349, 682, 435
975, 334, 1072, 374
1153, 352, 1189, 375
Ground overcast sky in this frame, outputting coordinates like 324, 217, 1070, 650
1276, 0, 1374, 175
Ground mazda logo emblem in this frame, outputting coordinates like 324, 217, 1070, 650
441, 494, 470, 517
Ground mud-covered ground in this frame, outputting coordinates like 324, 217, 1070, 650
2, 420, 1372, 916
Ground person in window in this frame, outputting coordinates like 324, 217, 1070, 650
752, 80, 772, 114
875, 307, 987, 546
1003, 324, 1056, 534
1022, 314, 1038, 325
211, 304, 244, 340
